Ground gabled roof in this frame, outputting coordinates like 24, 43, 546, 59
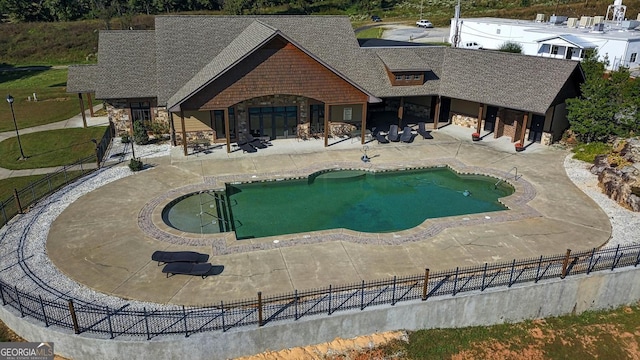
94, 31, 157, 99
535, 34, 596, 49
66, 65, 97, 93
167, 20, 278, 111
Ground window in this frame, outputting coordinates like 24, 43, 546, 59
413, 74, 421, 80
130, 102, 151, 125
404, 75, 412, 80
631, 53, 637, 63
343, 107, 352, 121
496, 29, 501, 34
395, 75, 403, 81
551, 45, 559, 55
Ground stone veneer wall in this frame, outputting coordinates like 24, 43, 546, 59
451, 113, 478, 128
106, 102, 169, 137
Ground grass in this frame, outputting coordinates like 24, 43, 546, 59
0, 126, 107, 169
356, 26, 385, 38
370, 303, 640, 359
572, 142, 612, 163
0, 68, 98, 132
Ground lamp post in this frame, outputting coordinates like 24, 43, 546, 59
6, 94, 26, 160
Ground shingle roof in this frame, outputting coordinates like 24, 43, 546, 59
66, 65, 98, 93
95, 31, 157, 99
438, 48, 582, 114
73, 15, 583, 115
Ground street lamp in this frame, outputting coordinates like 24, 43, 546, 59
6, 94, 26, 160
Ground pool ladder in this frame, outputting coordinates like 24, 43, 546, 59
494, 167, 519, 188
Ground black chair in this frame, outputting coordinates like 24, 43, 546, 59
400, 126, 415, 143
238, 141, 257, 153
387, 124, 400, 142
245, 134, 269, 149
151, 251, 209, 265
417, 122, 434, 139
162, 262, 213, 279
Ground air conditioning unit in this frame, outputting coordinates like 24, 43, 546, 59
535, 13, 545, 22
593, 15, 605, 24
579, 16, 594, 27
549, 15, 567, 24
621, 20, 640, 29
567, 18, 578, 27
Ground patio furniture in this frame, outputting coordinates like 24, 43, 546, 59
417, 122, 434, 139
238, 141, 257, 153
245, 134, 269, 149
375, 131, 389, 144
400, 126, 415, 143
387, 124, 400, 142
151, 251, 209, 265
162, 262, 213, 279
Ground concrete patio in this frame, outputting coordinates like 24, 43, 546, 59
46, 126, 611, 306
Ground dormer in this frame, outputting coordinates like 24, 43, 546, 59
376, 50, 430, 86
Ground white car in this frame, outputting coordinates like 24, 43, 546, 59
416, 19, 433, 28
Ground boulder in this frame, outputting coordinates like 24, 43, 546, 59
590, 138, 640, 212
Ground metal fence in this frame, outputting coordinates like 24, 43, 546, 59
1, 243, 639, 340
0, 126, 112, 229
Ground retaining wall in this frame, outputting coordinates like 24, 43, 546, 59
2, 266, 639, 359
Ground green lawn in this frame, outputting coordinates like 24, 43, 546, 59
356, 26, 384, 39
0, 126, 107, 169
0, 68, 96, 132
375, 303, 640, 359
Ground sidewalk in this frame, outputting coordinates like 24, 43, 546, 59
0, 105, 108, 180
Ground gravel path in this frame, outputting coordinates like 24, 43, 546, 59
0, 147, 637, 311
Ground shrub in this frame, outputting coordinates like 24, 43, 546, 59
121, 134, 131, 143
498, 41, 522, 53
128, 158, 144, 172
150, 121, 170, 137
133, 120, 149, 145
572, 142, 612, 163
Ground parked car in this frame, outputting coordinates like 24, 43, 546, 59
371, 15, 382, 22
461, 41, 483, 49
416, 19, 433, 28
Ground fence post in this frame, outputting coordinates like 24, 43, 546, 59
422, 268, 430, 301
612, 244, 620, 270
106, 306, 114, 339
13, 189, 23, 214
391, 276, 397, 305
452, 267, 459, 296
15, 286, 23, 317
182, 305, 188, 338
294, 290, 298, 320
508, 259, 516, 287
94, 144, 100, 169
587, 248, 596, 274
257, 292, 263, 327
635, 247, 640, 267
68, 299, 80, 334
38, 296, 49, 327
327, 285, 332, 315
561, 249, 572, 279
360, 280, 365, 310
481, 263, 488, 290
221, 301, 226, 332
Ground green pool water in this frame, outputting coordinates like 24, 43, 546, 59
162, 167, 514, 239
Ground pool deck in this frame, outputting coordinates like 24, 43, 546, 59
46, 126, 611, 306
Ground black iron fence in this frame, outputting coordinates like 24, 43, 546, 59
0, 126, 112, 229
1, 244, 639, 340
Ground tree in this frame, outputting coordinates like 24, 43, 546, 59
133, 120, 149, 145
566, 50, 638, 142
498, 41, 522, 53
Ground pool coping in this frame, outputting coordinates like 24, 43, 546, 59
139, 158, 540, 255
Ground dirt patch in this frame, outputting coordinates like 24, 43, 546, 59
236, 331, 407, 360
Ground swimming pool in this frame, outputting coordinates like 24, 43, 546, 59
162, 167, 514, 239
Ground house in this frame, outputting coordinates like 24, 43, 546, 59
449, 15, 640, 71
67, 15, 585, 153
